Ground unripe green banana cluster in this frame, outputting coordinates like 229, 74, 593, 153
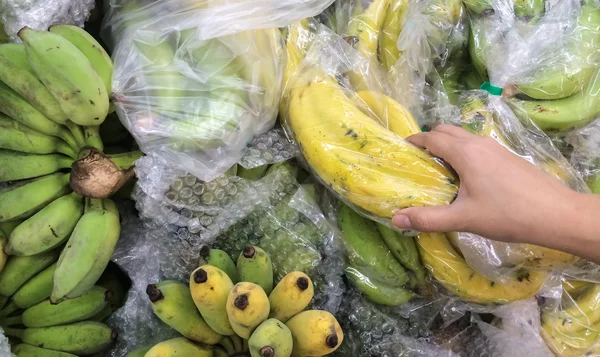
140, 245, 344, 357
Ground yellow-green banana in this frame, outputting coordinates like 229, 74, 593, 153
4, 321, 116, 355
468, 18, 489, 81
237, 246, 274, 295
49, 25, 113, 95
144, 337, 214, 357
198, 246, 239, 283
124, 346, 152, 357
0, 150, 73, 182
249, 318, 293, 357
0, 249, 59, 296
190, 265, 236, 336
379, 0, 410, 72
376, 223, 427, 285
237, 165, 269, 181
19, 27, 109, 126
6, 192, 83, 256
66, 121, 86, 149
0, 173, 71, 222
146, 280, 222, 344
285, 310, 343, 357
51, 198, 120, 303
345, 264, 415, 306
83, 126, 104, 151
0, 219, 22, 236
12, 263, 56, 309
226, 282, 270, 339
268, 271, 314, 323
0, 43, 68, 124
12, 344, 78, 357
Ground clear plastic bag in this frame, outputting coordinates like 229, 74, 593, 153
101, 0, 334, 182
567, 118, 600, 193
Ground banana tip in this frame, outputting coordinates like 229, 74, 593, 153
326, 334, 339, 348
296, 277, 309, 291
259, 346, 275, 357
234, 294, 249, 310
242, 246, 256, 258
145, 284, 163, 303
17, 26, 31, 38
193, 269, 208, 284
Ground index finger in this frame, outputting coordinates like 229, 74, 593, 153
406, 131, 460, 166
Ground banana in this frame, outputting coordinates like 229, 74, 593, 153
214, 346, 229, 357
237, 165, 270, 181
6, 192, 84, 256
11, 263, 56, 309
287, 75, 458, 219
543, 284, 600, 334
0, 173, 71, 222
66, 121, 86, 149
146, 280, 222, 344
0, 249, 59, 296
463, 0, 494, 15
249, 318, 293, 357
217, 336, 236, 355
416, 232, 547, 304
51, 198, 120, 303
356, 90, 421, 138
0, 150, 73, 182
269, 271, 314, 323
198, 246, 239, 283
468, 18, 489, 81
542, 321, 599, 350
563, 280, 592, 298
379, 0, 410, 72
0, 82, 77, 149
91, 267, 128, 322
338, 204, 409, 286
144, 337, 214, 357
0, 43, 68, 124
0, 114, 76, 158
20, 285, 110, 327
285, 310, 343, 357
84, 126, 105, 151
345, 264, 416, 306
237, 246, 274, 295
190, 265, 236, 336
230, 335, 244, 353
513, 0, 545, 22
124, 346, 152, 357
226, 282, 270, 339
346, 0, 391, 63
376, 223, 427, 285
18, 27, 109, 126
0, 231, 6, 274
49, 25, 113, 95
540, 326, 598, 357
12, 344, 78, 357
3, 321, 117, 355
0, 219, 22, 236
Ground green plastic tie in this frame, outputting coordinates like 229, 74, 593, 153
479, 82, 502, 96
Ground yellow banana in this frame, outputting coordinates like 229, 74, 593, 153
416, 233, 547, 304
226, 282, 270, 339
269, 271, 314, 323
347, 0, 392, 62
287, 76, 458, 219
144, 337, 214, 357
379, 0, 410, 72
285, 310, 343, 356
563, 280, 592, 298
356, 90, 421, 138
190, 265, 236, 336
543, 284, 600, 334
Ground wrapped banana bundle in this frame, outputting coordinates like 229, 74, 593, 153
567, 119, 600, 194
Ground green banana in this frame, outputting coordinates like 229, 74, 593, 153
19, 27, 109, 126
6, 192, 84, 256
12, 263, 56, 309
468, 18, 489, 81
0, 150, 73, 182
218, 336, 236, 355
376, 224, 427, 285
513, 0, 545, 22
237, 165, 269, 181
90, 266, 128, 321
84, 126, 105, 151
214, 346, 229, 357
463, 0, 494, 15
0, 114, 76, 158
0, 173, 71, 222
237, 246, 274, 295
345, 264, 416, 306
198, 246, 239, 283
4, 321, 117, 355
0, 43, 68, 124
0, 82, 77, 149
231, 335, 243, 353
66, 121, 86, 149
12, 344, 78, 357
146, 280, 222, 345
49, 25, 113, 95
51, 198, 120, 303
20, 286, 110, 327
0, 295, 8, 310
0, 249, 59, 296
0, 219, 22, 236
338, 204, 409, 287
249, 318, 293, 357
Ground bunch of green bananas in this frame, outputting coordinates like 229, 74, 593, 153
138, 246, 344, 357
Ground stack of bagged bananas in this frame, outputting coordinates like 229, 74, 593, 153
139, 245, 343, 357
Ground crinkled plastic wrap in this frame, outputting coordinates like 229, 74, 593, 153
101, 0, 334, 182
0, 327, 13, 357
567, 118, 600, 194
280, 24, 460, 232
0, 0, 94, 41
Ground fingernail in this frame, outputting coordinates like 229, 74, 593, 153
392, 214, 412, 229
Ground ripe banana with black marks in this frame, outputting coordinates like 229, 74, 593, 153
198, 246, 239, 283
0, 43, 68, 124
0, 114, 76, 158
3, 321, 117, 355
285, 310, 343, 356
84, 126, 105, 151
19, 27, 109, 126
376, 223, 427, 285
249, 318, 293, 357
146, 280, 222, 344
287, 75, 458, 219
345, 263, 416, 306
190, 265, 236, 336
11, 263, 56, 309
269, 271, 314, 323
0, 249, 59, 296
379, 0, 410, 72
237, 246, 274, 294
49, 25, 113, 95
144, 337, 214, 357
0, 150, 73, 182
226, 282, 270, 339
51, 198, 120, 303
12, 344, 78, 357
6, 192, 83, 256
416, 232, 547, 304
0, 173, 71, 222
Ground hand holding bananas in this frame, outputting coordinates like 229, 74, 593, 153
391, 124, 600, 264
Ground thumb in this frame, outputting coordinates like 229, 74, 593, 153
392, 205, 464, 233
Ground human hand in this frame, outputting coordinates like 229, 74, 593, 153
392, 124, 581, 245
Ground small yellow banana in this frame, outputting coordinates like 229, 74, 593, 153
379, 0, 410, 72
356, 90, 421, 138
285, 310, 343, 356
190, 265, 236, 336
144, 337, 214, 357
543, 284, 600, 334
269, 271, 314, 323
226, 282, 270, 339
563, 280, 592, 298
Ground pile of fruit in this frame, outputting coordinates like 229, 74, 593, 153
142, 245, 343, 357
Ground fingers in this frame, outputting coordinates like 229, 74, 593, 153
392, 204, 467, 233
405, 131, 458, 163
